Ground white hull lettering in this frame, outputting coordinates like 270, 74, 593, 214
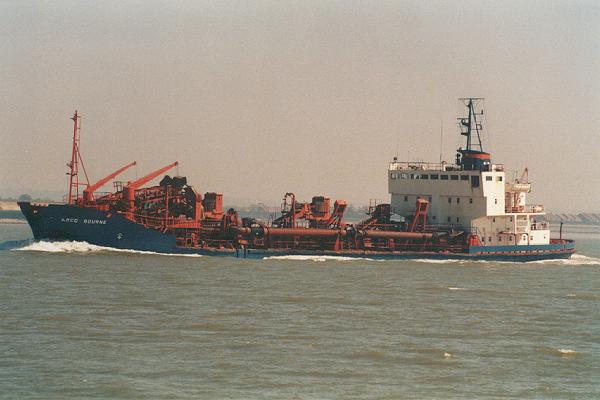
61, 217, 106, 225
83, 219, 107, 225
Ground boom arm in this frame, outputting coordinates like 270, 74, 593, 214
126, 161, 178, 191
83, 161, 136, 203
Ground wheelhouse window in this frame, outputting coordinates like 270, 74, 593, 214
421, 174, 429, 179
441, 175, 449, 180
486, 176, 493, 181
450, 175, 459, 181
460, 175, 469, 181
430, 174, 439, 180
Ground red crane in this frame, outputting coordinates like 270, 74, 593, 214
409, 198, 429, 232
82, 161, 137, 205
327, 200, 347, 228
122, 161, 179, 210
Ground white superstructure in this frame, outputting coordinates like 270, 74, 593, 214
388, 98, 549, 247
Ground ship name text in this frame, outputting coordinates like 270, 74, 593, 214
61, 217, 107, 225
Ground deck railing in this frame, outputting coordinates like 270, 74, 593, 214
389, 161, 504, 172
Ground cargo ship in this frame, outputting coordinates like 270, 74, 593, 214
19, 98, 575, 260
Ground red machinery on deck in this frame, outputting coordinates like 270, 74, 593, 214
273, 193, 347, 229
55, 110, 470, 254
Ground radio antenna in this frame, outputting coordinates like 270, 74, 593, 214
439, 119, 443, 163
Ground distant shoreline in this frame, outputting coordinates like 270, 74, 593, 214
0, 218, 26, 225
0, 201, 20, 211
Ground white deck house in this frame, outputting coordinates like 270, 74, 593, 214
388, 161, 549, 246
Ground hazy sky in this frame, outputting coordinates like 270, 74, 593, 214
1, 0, 599, 211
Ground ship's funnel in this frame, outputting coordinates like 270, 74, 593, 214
457, 149, 491, 171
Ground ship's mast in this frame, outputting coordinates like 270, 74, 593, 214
66, 111, 90, 205
455, 98, 491, 171
458, 98, 485, 152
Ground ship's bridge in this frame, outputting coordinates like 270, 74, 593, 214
388, 158, 547, 245
388, 158, 508, 226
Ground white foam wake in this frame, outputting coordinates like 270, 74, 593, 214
14, 240, 203, 257
263, 254, 600, 265
527, 254, 600, 266
558, 348, 577, 355
263, 255, 374, 262
412, 258, 467, 264
412, 254, 600, 266
267, 256, 500, 264
413, 258, 517, 265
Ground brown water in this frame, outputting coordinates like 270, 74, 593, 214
1, 224, 599, 399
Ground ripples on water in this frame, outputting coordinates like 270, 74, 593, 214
0, 224, 599, 399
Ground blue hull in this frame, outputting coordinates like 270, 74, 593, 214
18, 202, 575, 261
19, 202, 179, 253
